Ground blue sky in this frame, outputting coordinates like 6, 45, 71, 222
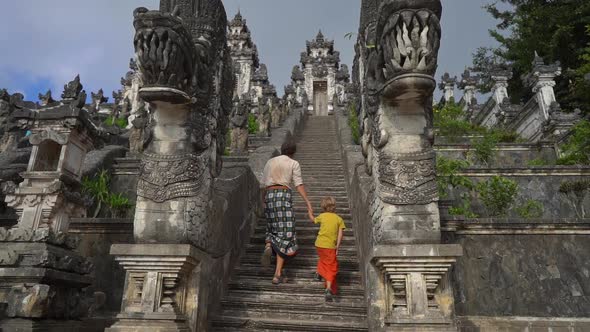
0, 0, 501, 102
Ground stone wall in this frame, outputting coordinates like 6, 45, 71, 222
445, 231, 590, 318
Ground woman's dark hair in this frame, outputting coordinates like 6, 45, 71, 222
281, 141, 297, 156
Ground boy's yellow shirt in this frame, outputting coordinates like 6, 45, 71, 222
314, 212, 346, 249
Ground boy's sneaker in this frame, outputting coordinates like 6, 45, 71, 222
324, 288, 334, 302
313, 272, 323, 282
261, 246, 272, 267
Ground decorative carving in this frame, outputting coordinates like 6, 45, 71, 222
61, 75, 84, 101
256, 96, 271, 137
230, 96, 249, 154
312, 64, 329, 78
129, 106, 149, 155
90, 89, 109, 113
38, 90, 56, 107
377, 150, 438, 205
137, 153, 206, 203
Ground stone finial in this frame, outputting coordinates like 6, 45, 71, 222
316, 29, 325, 42
523, 52, 562, 118
91, 89, 109, 107
459, 69, 479, 106
0, 88, 10, 102
490, 67, 513, 104
336, 64, 350, 83
252, 64, 269, 82
438, 72, 457, 102
291, 65, 305, 82
61, 75, 83, 101
38, 90, 56, 106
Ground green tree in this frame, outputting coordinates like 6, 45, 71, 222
473, 1, 590, 110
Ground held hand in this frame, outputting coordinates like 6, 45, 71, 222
307, 206, 315, 222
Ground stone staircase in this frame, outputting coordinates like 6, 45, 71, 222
212, 117, 368, 331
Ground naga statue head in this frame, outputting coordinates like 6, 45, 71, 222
368, 0, 442, 98
133, 7, 201, 104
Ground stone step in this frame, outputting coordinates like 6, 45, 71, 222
249, 236, 357, 248
223, 287, 365, 305
292, 213, 352, 221
216, 300, 366, 323
226, 278, 364, 296
211, 316, 369, 332
252, 225, 355, 235
232, 265, 361, 283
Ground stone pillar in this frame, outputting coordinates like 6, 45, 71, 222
524, 52, 561, 119
0, 76, 98, 331
359, 0, 463, 330
372, 245, 462, 330
107, 245, 208, 332
490, 68, 512, 104
108, 2, 233, 331
438, 73, 457, 103
458, 69, 478, 108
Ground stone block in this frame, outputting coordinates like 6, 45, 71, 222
107, 244, 210, 332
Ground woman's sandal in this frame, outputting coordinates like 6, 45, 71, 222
272, 275, 288, 285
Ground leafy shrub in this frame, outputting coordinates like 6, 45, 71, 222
476, 176, 518, 217
104, 116, 128, 129
556, 120, 590, 165
348, 104, 360, 145
436, 157, 473, 198
434, 102, 485, 138
83, 170, 133, 218
248, 114, 259, 135
448, 193, 478, 218
470, 134, 498, 165
489, 128, 522, 143
515, 199, 544, 219
559, 180, 590, 218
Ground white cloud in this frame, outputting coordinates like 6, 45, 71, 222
0, 0, 158, 100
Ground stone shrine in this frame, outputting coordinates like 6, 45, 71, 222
291, 31, 349, 116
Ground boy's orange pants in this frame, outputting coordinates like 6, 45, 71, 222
316, 247, 338, 294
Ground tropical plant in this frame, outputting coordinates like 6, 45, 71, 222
476, 176, 518, 217
559, 180, 590, 218
248, 113, 259, 135
82, 170, 133, 218
515, 199, 544, 219
556, 120, 590, 165
104, 116, 128, 129
436, 157, 473, 199
470, 134, 498, 166
433, 101, 485, 138
348, 104, 360, 145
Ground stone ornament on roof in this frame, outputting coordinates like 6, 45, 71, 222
459, 68, 479, 89
252, 64, 269, 82
291, 65, 305, 82
61, 75, 84, 101
438, 72, 457, 91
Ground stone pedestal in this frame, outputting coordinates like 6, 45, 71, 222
107, 244, 209, 332
372, 244, 463, 331
0, 236, 93, 332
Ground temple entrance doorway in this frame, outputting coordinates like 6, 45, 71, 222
313, 81, 328, 116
